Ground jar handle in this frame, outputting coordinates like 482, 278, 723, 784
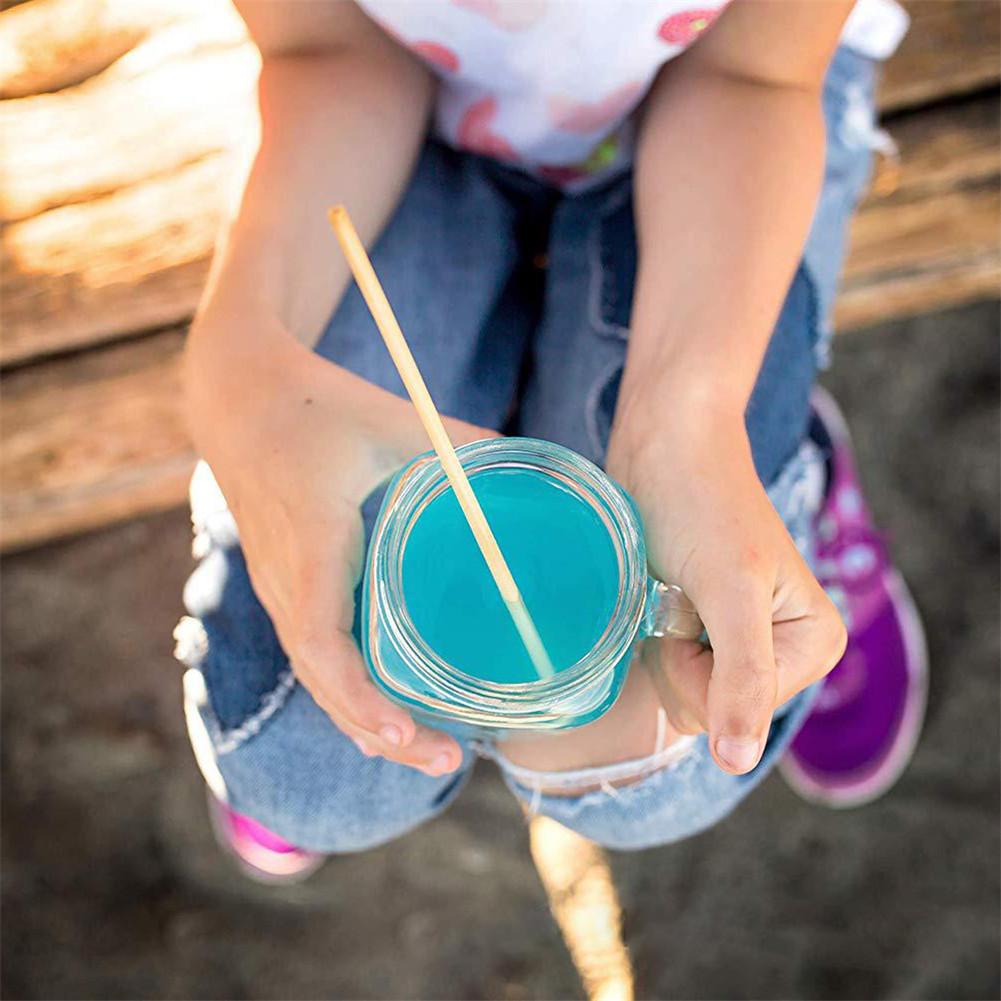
642, 579, 704, 641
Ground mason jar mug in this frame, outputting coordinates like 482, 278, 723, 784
361, 437, 703, 738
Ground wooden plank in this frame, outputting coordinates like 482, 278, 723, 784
836, 253, 999, 330
845, 186, 1000, 282
0, 330, 195, 551
0, 29, 257, 221
2, 154, 227, 366
836, 187, 1000, 329
879, 1, 1001, 113
0, 0, 249, 101
869, 93, 1001, 198
836, 94, 1001, 330
0, 0, 171, 99
0, 0, 994, 222
2, 191, 993, 553
3, 0, 993, 109
6, 172, 997, 552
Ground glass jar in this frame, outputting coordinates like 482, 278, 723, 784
361, 438, 702, 738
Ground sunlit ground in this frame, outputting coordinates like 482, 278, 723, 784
531, 816, 634, 1001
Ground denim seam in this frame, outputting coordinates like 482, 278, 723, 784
801, 255, 827, 368
173, 614, 297, 757
806, 53, 879, 368
585, 355, 626, 458
211, 669, 297, 756
802, 235, 836, 371
587, 184, 632, 341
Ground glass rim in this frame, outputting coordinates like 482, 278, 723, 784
370, 437, 648, 711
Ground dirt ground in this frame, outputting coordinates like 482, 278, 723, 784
3, 301, 999, 1001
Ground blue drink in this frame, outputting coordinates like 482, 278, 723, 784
402, 467, 619, 684
362, 438, 702, 736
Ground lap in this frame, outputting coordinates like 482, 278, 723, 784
178, 46, 876, 847
182, 657, 476, 852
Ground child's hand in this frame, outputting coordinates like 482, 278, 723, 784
606, 410, 846, 775
187, 336, 492, 777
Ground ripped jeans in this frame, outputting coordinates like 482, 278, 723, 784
176, 47, 878, 852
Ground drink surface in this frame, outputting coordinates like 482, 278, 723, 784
401, 466, 620, 684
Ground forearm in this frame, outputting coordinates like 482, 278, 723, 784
185, 27, 432, 444
618, 62, 826, 441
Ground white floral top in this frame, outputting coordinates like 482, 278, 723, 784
357, 0, 908, 190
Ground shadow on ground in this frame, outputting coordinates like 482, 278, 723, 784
3, 301, 999, 1000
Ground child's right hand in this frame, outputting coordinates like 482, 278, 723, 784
185, 332, 491, 776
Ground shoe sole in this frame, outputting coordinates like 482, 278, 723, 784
205, 789, 325, 885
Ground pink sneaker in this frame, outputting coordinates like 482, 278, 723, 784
780, 388, 929, 808
207, 792, 326, 884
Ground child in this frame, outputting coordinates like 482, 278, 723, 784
175, 0, 927, 880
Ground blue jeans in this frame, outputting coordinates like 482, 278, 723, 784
177, 48, 878, 852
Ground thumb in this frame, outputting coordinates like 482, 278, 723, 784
702, 584, 778, 775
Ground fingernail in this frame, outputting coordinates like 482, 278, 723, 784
715, 736, 761, 774
425, 753, 452, 776
379, 724, 403, 747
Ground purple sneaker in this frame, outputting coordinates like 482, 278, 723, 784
780, 387, 928, 808
207, 792, 326, 884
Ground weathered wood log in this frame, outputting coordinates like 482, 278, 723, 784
3, 0, 995, 109
2, 153, 229, 365
0, 0, 165, 99
880, 0, 1001, 112
848, 187, 999, 281
0, 329, 195, 551
0, 0, 248, 98
836, 252, 999, 332
5, 88, 996, 368
0, 23, 257, 221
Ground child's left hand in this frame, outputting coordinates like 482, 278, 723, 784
606, 407, 847, 776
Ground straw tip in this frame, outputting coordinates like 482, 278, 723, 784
327, 205, 347, 224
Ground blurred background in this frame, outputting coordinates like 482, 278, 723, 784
1, 1, 999, 998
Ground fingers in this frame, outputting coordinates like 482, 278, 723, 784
772, 585, 848, 702
647, 577, 847, 777
264, 539, 463, 777
640, 638, 711, 736
701, 582, 778, 775
294, 632, 463, 776
295, 627, 413, 741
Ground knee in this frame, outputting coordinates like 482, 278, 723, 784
197, 685, 468, 854
220, 748, 468, 854
543, 800, 733, 852
524, 754, 754, 852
